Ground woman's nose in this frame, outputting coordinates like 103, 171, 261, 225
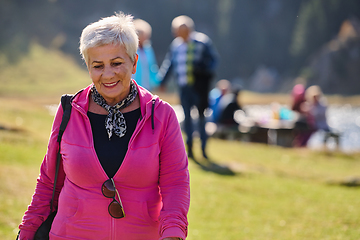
102, 66, 115, 79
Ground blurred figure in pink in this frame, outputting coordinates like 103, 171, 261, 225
291, 83, 315, 147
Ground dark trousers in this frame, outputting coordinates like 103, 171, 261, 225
179, 85, 208, 151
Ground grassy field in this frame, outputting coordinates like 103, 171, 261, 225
1, 97, 360, 240
1, 43, 360, 239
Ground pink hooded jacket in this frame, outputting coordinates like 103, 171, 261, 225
19, 82, 190, 239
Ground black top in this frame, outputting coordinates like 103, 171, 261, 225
87, 108, 141, 178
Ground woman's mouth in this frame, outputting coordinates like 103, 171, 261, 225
103, 81, 120, 87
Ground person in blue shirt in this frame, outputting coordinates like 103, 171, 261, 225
209, 79, 231, 123
132, 19, 159, 91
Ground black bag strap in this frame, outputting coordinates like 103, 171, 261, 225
16, 94, 73, 239
50, 94, 73, 212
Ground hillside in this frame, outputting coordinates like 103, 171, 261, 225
0, 43, 90, 102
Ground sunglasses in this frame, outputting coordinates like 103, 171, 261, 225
102, 178, 125, 219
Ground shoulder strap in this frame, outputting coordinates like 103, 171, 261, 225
57, 94, 73, 143
50, 94, 73, 212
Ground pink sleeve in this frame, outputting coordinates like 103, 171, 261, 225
158, 105, 190, 240
18, 103, 66, 239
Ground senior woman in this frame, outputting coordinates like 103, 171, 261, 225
18, 12, 189, 240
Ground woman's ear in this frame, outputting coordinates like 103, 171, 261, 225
132, 54, 138, 74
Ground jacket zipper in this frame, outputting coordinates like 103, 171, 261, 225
128, 98, 156, 147
71, 102, 110, 178
151, 99, 155, 134
111, 217, 115, 240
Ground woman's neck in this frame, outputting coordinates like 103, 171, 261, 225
88, 95, 140, 114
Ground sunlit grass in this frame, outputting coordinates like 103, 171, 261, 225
0, 109, 46, 238
1, 97, 359, 240
188, 139, 360, 239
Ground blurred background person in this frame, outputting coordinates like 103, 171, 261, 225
209, 79, 242, 126
209, 79, 231, 123
306, 85, 339, 147
218, 85, 242, 126
306, 85, 329, 132
208, 79, 243, 139
158, 15, 218, 159
132, 18, 159, 91
291, 83, 315, 147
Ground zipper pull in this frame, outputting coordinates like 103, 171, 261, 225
151, 99, 155, 134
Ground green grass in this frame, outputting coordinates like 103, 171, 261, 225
1, 97, 360, 240
1, 43, 360, 239
188, 141, 360, 239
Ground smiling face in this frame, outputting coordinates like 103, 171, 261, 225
87, 44, 138, 106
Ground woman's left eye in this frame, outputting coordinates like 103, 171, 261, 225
112, 62, 122, 66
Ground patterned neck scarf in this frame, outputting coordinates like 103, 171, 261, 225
91, 80, 138, 139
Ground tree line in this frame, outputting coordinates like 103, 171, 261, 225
1, 0, 360, 94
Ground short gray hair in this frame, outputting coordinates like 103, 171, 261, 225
79, 12, 138, 63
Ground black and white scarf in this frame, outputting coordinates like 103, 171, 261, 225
91, 80, 138, 139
